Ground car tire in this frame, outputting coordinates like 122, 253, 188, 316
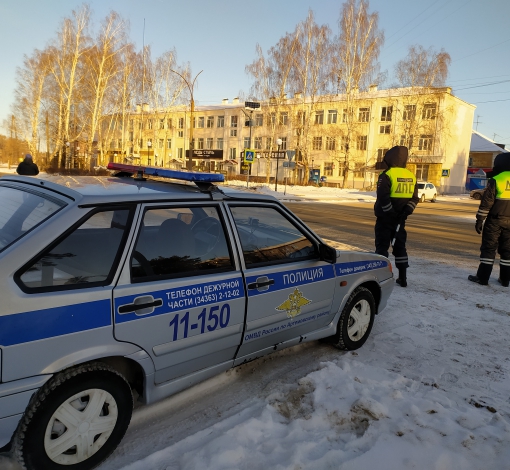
420, 194, 425, 203
330, 286, 376, 351
473, 192, 482, 200
13, 363, 133, 470
431, 194, 437, 202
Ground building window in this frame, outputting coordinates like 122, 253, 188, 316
206, 138, 213, 149
139, 139, 143, 148
422, 103, 437, 120
354, 163, 365, 178
217, 116, 225, 128
279, 137, 287, 150
159, 119, 165, 130
324, 162, 334, 176
312, 136, 322, 150
167, 118, 172, 129
418, 134, 433, 151
109, 140, 115, 149
197, 116, 204, 128
129, 131, 133, 142
279, 112, 288, 125
357, 135, 367, 151
297, 111, 306, 125
416, 164, 429, 181
327, 110, 338, 124
266, 137, 272, 150
230, 116, 238, 128
139, 121, 144, 130
255, 114, 263, 126
403, 105, 416, 121
400, 135, 414, 149
207, 116, 214, 128
314, 111, 324, 125
167, 138, 172, 149
147, 119, 153, 130
254, 137, 262, 149
377, 148, 389, 162
229, 148, 237, 159
177, 148, 183, 159
230, 129, 237, 137
342, 108, 352, 123
178, 131, 184, 138
244, 137, 250, 148
341, 136, 349, 151
197, 138, 204, 150
178, 117, 184, 129
269, 113, 276, 125
158, 139, 164, 149
129, 119, 134, 130
325, 136, 336, 151
379, 125, 391, 134
358, 108, 370, 122
380, 106, 393, 122
216, 138, 224, 150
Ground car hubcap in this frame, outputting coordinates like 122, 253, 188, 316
347, 299, 371, 341
44, 388, 118, 465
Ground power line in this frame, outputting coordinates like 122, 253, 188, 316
447, 74, 510, 84
453, 37, 510, 62
472, 98, 510, 104
454, 79, 510, 91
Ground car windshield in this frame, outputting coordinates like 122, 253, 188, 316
417, 183, 425, 189
0, 185, 65, 253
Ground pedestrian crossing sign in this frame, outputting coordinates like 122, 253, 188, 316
244, 149, 255, 164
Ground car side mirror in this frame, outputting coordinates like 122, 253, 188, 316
319, 243, 337, 264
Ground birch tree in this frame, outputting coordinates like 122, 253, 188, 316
332, 0, 384, 186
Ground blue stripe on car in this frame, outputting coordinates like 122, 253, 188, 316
0, 299, 111, 347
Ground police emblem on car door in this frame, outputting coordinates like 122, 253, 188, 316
228, 204, 336, 362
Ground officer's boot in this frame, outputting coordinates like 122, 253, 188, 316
396, 267, 407, 287
498, 261, 510, 287
468, 262, 492, 285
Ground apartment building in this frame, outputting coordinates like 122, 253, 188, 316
104, 86, 475, 193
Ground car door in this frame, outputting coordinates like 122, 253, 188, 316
226, 203, 337, 363
112, 203, 246, 385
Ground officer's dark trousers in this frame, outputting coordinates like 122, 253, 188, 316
476, 216, 510, 283
375, 216, 409, 269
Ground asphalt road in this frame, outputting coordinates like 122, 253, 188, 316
285, 199, 482, 264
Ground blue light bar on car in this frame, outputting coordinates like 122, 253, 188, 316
107, 162, 224, 183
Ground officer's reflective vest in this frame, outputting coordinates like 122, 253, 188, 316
494, 171, 510, 200
386, 167, 416, 198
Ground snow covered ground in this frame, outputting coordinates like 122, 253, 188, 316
2, 176, 509, 470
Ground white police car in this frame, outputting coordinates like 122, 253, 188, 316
0, 164, 394, 469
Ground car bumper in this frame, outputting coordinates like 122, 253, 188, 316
0, 375, 51, 447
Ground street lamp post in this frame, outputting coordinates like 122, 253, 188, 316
275, 138, 283, 192
170, 69, 203, 170
147, 140, 152, 165
243, 101, 260, 187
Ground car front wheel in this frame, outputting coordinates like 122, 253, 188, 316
13, 363, 133, 470
472, 192, 482, 200
420, 194, 425, 203
330, 286, 376, 350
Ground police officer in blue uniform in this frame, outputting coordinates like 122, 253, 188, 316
374, 146, 419, 287
469, 152, 510, 287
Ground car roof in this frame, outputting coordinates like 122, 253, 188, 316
0, 174, 278, 206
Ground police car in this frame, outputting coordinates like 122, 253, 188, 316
0, 164, 394, 470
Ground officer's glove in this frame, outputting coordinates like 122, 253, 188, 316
475, 219, 483, 234
401, 205, 413, 220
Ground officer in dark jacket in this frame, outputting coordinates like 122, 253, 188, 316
16, 154, 39, 176
469, 152, 510, 287
374, 146, 419, 287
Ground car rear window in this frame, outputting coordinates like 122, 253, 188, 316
0, 185, 65, 253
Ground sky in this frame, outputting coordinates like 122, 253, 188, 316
0, 0, 509, 147
2, 179, 509, 469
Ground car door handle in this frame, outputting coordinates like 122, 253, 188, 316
247, 277, 275, 291
118, 296, 163, 315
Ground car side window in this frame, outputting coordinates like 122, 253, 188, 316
18, 208, 131, 291
230, 205, 317, 268
130, 206, 234, 281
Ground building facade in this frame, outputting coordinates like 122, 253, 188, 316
103, 86, 475, 194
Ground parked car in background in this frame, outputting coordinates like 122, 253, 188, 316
417, 181, 437, 202
470, 188, 486, 200
0, 164, 394, 470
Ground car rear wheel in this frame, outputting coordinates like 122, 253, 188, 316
13, 363, 133, 470
473, 192, 482, 200
431, 194, 437, 202
329, 286, 376, 350
420, 194, 425, 203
